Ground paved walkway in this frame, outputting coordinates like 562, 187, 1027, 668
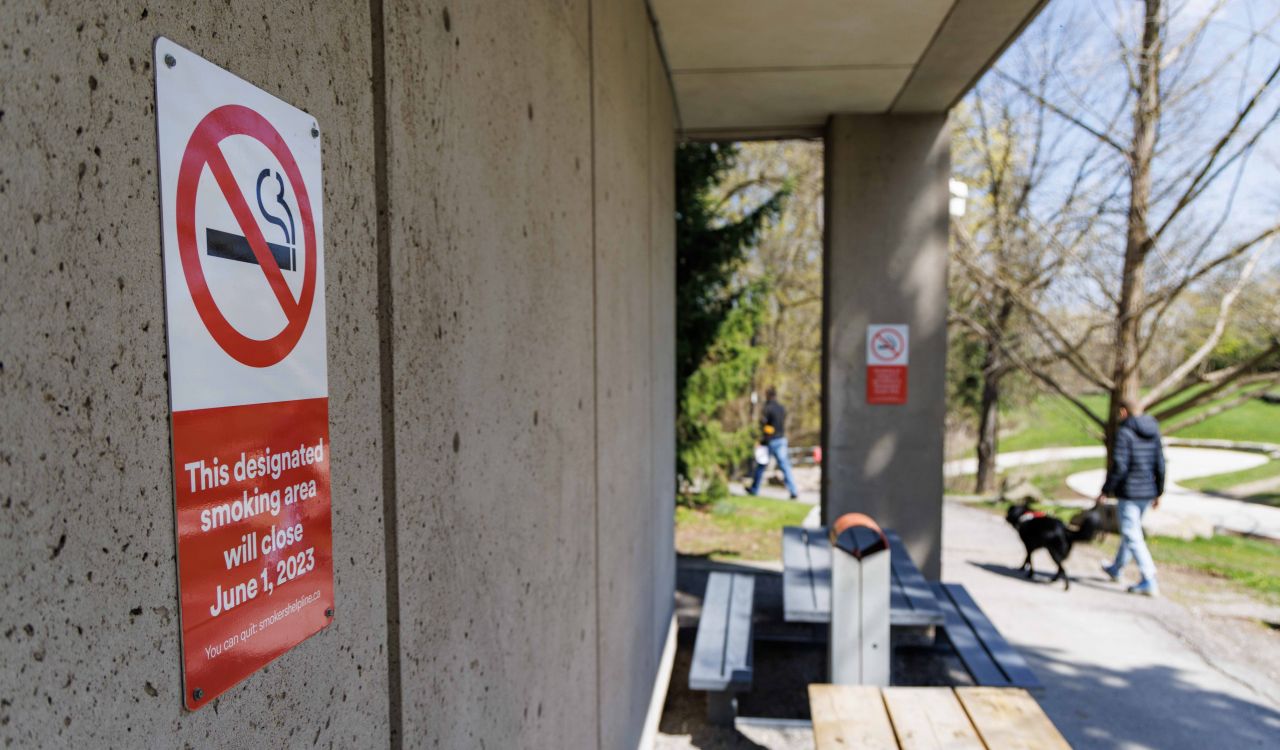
1065, 448, 1280, 539
945, 500, 1280, 750
946, 446, 1280, 540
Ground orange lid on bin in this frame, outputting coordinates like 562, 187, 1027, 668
829, 512, 888, 559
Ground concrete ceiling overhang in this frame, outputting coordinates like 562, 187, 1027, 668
649, 0, 1049, 139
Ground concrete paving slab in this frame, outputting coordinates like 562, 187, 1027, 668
944, 501, 1280, 750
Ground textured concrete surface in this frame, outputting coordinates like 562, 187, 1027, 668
0, 2, 390, 747
593, 0, 671, 745
381, 1, 599, 748
650, 35, 679, 672
3, 1, 677, 747
823, 114, 951, 578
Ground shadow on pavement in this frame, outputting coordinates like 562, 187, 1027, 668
968, 561, 1128, 595
1023, 644, 1280, 749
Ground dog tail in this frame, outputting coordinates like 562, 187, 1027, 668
1069, 509, 1102, 543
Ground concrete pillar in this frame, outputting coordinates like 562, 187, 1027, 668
822, 114, 950, 578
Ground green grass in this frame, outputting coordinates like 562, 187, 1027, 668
675, 495, 812, 561
998, 394, 1107, 452
1181, 460, 1280, 493
1174, 398, 1280, 443
946, 457, 1103, 500
1146, 534, 1280, 605
995, 391, 1280, 454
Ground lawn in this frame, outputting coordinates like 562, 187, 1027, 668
675, 495, 812, 561
1146, 534, 1280, 606
1180, 459, 1280, 497
996, 390, 1280, 453
997, 394, 1107, 452
945, 457, 1103, 500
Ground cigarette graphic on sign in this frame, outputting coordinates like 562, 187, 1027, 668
205, 169, 297, 271
866, 324, 908, 405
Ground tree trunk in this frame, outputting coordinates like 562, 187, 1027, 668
974, 365, 1002, 495
1109, 0, 1162, 459
974, 299, 1015, 494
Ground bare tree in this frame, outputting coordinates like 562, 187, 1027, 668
980, 0, 1280, 453
950, 14, 1115, 492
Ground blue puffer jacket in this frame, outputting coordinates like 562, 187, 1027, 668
1102, 415, 1166, 500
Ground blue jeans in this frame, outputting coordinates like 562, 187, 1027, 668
750, 437, 799, 497
1112, 499, 1157, 582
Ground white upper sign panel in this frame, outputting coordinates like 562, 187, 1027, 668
866, 324, 909, 366
155, 38, 327, 412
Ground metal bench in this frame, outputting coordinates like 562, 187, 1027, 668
688, 571, 755, 725
781, 526, 943, 627
931, 582, 1041, 689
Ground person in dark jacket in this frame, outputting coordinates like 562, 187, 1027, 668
749, 387, 799, 499
1097, 398, 1166, 596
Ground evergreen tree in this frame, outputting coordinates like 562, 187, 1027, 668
676, 142, 787, 502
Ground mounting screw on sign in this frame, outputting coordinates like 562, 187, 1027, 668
866, 324, 908, 405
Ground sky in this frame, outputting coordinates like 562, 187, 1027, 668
974, 0, 1280, 295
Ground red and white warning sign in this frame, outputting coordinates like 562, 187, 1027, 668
866, 324, 908, 405
155, 38, 333, 710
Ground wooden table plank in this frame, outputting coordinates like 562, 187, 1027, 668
956, 687, 1072, 750
808, 684, 898, 750
882, 688, 985, 750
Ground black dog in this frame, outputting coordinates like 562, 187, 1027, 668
1005, 503, 1102, 590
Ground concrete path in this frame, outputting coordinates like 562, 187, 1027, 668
944, 500, 1280, 750
731, 465, 821, 505
944, 446, 1112, 477
946, 445, 1280, 540
1064, 448, 1280, 540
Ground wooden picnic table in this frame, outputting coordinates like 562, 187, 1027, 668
781, 526, 944, 627
809, 684, 1071, 750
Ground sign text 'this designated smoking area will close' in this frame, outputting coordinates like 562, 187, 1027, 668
155, 38, 334, 710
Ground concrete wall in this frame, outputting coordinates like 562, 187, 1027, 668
0, 2, 390, 747
1, 0, 676, 747
823, 114, 950, 578
592, 1, 678, 745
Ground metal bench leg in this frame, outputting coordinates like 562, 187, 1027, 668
707, 691, 737, 727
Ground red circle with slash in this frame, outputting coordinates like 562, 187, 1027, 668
176, 104, 316, 368
870, 328, 905, 363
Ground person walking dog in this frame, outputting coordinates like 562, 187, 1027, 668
1097, 398, 1166, 596
749, 387, 799, 499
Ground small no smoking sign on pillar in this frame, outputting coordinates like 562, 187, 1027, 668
866, 324, 908, 405
154, 38, 334, 709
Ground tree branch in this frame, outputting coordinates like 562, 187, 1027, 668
1140, 249, 1262, 408
992, 69, 1130, 156
1162, 374, 1280, 434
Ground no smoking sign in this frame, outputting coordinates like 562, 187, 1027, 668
866, 324, 908, 405
156, 39, 334, 710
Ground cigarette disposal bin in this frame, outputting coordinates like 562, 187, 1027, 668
828, 513, 890, 686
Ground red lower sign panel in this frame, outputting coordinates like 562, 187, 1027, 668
171, 397, 334, 709
866, 365, 908, 405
